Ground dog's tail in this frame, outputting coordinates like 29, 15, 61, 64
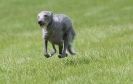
67, 44, 76, 55
67, 28, 76, 55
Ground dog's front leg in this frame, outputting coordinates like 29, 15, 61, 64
42, 28, 51, 58
43, 39, 50, 58
44, 39, 54, 58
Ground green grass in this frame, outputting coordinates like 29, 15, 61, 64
0, 0, 133, 84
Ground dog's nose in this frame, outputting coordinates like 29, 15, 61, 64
38, 21, 43, 24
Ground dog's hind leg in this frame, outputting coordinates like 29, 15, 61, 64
58, 42, 68, 58
58, 36, 69, 58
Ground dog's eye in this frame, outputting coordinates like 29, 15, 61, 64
44, 15, 48, 17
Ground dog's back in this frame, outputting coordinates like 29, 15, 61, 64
47, 14, 75, 45
54, 14, 75, 39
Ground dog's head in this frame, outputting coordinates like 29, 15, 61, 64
37, 11, 53, 27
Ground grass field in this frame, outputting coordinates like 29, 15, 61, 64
0, 0, 133, 84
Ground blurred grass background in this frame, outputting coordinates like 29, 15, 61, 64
0, 0, 133, 84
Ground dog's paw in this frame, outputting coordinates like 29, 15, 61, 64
44, 53, 52, 58
58, 54, 68, 58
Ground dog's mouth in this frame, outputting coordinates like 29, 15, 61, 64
38, 21, 46, 27
39, 23, 45, 27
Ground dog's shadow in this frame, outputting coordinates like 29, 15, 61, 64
63, 56, 91, 66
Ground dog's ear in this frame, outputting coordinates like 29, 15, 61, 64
50, 12, 53, 21
50, 12, 53, 17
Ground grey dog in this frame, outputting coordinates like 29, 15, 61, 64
37, 11, 76, 58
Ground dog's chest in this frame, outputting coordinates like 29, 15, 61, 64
42, 28, 63, 44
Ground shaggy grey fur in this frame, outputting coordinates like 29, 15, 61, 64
37, 11, 76, 58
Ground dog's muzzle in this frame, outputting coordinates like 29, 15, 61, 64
38, 21, 45, 26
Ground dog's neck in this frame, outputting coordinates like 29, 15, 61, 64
42, 26, 47, 30
42, 27, 48, 39
47, 17, 53, 28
